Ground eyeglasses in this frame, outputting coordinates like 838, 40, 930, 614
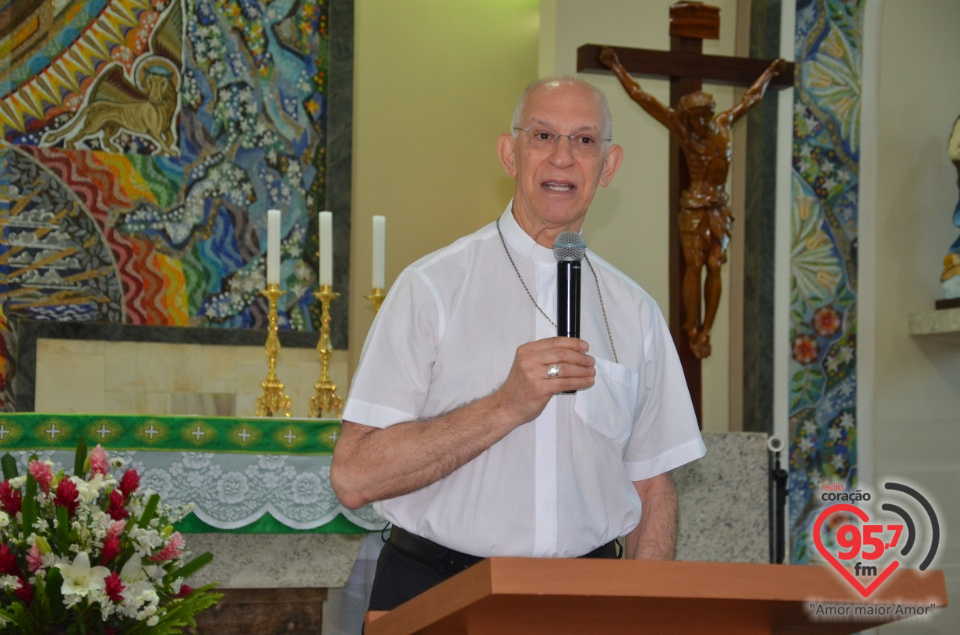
514, 127, 611, 156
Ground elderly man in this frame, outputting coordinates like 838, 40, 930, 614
331, 76, 706, 612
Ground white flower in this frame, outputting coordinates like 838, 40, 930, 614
97, 593, 119, 621
56, 552, 110, 608
120, 555, 146, 585
116, 555, 163, 618
0, 574, 20, 590
74, 474, 109, 504
129, 527, 163, 557
0, 512, 8, 528
143, 563, 163, 582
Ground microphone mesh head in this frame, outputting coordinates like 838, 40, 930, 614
553, 232, 586, 262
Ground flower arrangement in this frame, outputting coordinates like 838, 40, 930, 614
0, 440, 221, 634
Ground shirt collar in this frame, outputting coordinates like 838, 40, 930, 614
499, 200, 559, 265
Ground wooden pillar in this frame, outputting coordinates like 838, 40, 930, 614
667, 2, 721, 425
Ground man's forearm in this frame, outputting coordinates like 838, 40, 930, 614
331, 337, 597, 510
625, 473, 678, 559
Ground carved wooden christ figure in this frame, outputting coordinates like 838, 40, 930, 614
600, 47, 786, 359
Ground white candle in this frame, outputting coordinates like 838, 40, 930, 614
319, 211, 333, 286
372, 215, 385, 289
267, 209, 281, 285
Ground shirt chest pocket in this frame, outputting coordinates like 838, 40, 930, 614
573, 357, 641, 444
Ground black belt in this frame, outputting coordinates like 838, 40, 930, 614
388, 526, 619, 574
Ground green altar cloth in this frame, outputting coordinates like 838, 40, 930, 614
0, 413, 383, 534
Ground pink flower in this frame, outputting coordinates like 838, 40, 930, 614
27, 460, 53, 494
108, 490, 129, 521
27, 544, 44, 573
90, 445, 110, 476
119, 469, 140, 498
107, 520, 126, 540
175, 584, 193, 599
54, 478, 80, 516
101, 535, 121, 564
105, 572, 124, 603
0, 481, 22, 515
149, 532, 185, 562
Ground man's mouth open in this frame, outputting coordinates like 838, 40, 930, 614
543, 181, 575, 192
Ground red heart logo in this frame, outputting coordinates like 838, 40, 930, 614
813, 503, 900, 597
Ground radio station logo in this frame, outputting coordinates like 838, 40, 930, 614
813, 480, 940, 598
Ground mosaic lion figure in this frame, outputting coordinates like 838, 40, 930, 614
45, 58, 179, 155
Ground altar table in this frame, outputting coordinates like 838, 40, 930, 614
0, 412, 383, 533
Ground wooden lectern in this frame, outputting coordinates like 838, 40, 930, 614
365, 558, 948, 634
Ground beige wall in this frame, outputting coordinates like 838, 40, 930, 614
873, 1, 960, 632
347, 0, 540, 369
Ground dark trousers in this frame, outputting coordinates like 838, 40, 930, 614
367, 541, 459, 612
367, 529, 620, 613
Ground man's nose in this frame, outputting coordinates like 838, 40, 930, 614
549, 135, 576, 164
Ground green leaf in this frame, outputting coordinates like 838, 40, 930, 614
164, 551, 214, 585
22, 464, 38, 538
137, 493, 161, 528
56, 504, 71, 553
44, 567, 67, 623
0, 453, 18, 480
73, 437, 88, 477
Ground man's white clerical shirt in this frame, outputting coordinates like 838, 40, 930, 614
342, 203, 706, 558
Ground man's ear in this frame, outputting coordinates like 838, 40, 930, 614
599, 144, 624, 187
498, 133, 518, 178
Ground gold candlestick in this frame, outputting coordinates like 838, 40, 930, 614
365, 287, 385, 314
256, 284, 293, 417
309, 285, 344, 418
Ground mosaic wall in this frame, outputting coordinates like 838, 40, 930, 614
0, 0, 337, 411
788, 0, 863, 562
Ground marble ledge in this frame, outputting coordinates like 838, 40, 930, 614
185, 533, 366, 589
908, 307, 960, 339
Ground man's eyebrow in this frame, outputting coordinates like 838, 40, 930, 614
526, 118, 600, 133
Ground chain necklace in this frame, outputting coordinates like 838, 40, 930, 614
497, 218, 618, 363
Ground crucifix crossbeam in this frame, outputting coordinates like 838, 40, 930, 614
577, 45, 794, 89
576, 3, 794, 426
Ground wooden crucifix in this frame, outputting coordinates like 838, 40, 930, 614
577, 2, 794, 425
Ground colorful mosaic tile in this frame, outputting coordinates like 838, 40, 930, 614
0, 0, 332, 410
788, 0, 864, 563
